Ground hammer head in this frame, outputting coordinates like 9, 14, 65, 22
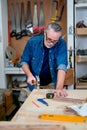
32, 76, 40, 89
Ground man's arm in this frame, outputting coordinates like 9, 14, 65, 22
22, 64, 36, 85
54, 70, 68, 97
56, 70, 66, 89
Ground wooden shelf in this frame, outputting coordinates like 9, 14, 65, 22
76, 82, 87, 86
75, 55, 87, 63
75, 28, 87, 35
4, 67, 25, 74
76, 82, 87, 89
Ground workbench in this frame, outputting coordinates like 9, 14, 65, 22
0, 89, 87, 130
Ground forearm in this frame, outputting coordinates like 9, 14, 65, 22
56, 70, 66, 90
22, 64, 32, 77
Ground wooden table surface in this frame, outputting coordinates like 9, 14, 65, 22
4, 89, 85, 130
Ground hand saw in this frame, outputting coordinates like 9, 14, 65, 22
15, 3, 22, 40
33, 2, 45, 36
10, 3, 16, 37
21, 2, 27, 37
25, 1, 33, 36
39, 114, 87, 123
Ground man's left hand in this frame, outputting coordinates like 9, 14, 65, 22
53, 89, 68, 97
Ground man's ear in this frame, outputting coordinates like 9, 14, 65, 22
44, 30, 46, 35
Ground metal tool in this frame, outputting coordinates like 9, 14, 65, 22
32, 76, 40, 90
20, 2, 26, 37
15, 3, 21, 40
39, 1, 44, 26
33, 2, 39, 35
33, 2, 38, 27
57, 0, 66, 21
38, 1, 45, 35
10, 3, 16, 37
25, 1, 33, 36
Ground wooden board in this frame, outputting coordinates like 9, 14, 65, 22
0, 122, 87, 130
0, 89, 87, 130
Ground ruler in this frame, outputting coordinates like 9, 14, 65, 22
39, 114, 87, 123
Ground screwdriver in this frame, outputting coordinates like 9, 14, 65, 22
37, 98, 48, 106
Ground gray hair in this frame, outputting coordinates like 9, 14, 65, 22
46, 22, 62, 33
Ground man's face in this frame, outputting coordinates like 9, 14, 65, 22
44, 28, 61, 48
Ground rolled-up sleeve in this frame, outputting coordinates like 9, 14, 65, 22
20, 40, 32, 67
56, 38, 68, 72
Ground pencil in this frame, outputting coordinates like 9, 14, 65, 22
32, 101, 40, 108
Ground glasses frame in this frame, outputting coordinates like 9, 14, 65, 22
45, 33, 58, 45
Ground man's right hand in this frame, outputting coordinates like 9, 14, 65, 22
27, 75, 36, 85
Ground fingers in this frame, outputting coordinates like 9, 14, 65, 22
53, 89, 68, 97
27, 77, 36, 85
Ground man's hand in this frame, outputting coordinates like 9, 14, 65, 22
53, 89, 68, 97
27, 75, 36, 85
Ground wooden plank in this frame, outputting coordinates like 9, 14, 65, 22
0, 122, 87, 130
6, 104, 16, 116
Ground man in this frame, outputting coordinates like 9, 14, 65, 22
21, 22, 68, 97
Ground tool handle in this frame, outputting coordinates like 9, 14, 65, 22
37, 98, 48, 106
32, 80, 37, 85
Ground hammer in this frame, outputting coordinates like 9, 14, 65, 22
32, 76, 40, 90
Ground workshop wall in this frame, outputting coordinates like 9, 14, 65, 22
7, 0, 67, 58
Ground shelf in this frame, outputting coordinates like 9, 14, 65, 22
75, 28, 87, 35
4, 67, 25, 74
76, 55, 87, 63
75, 3, 87, 7
76, 82, 87, 89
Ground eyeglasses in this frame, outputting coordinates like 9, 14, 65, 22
45, 33, 58, 44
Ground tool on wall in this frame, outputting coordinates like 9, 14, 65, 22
51, 0, 59, 22
25, 1, 33, 36
20, 2, 26, 37
33, 2, 38, 35
33, 2, 45, 36
10, 3, 16, 37
51, 0, 66, 22
38, 1, 45, 35
33, 2, 38, 27
39, 1, 45, 26
15, 2, 21, 40
57, 0, 66, 21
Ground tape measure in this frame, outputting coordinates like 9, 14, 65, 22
46, 93, 54, 99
